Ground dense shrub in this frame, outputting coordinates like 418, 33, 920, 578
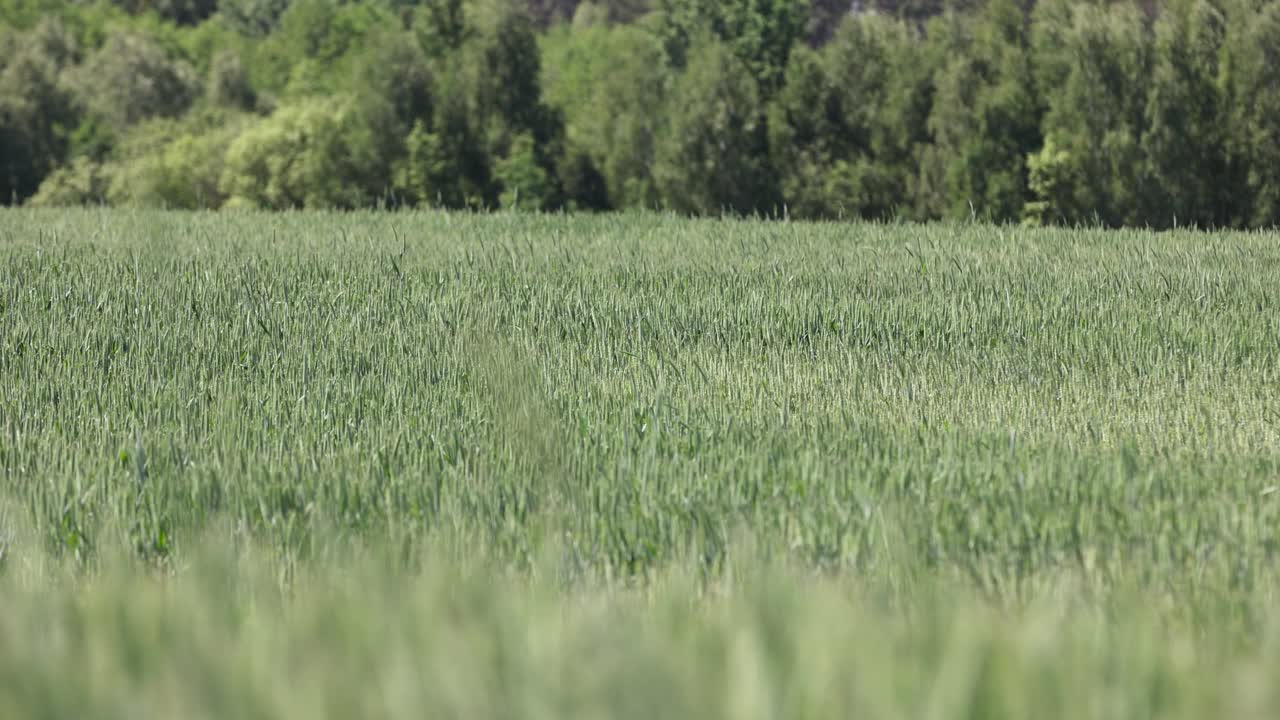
103, 111, 252, 208
220, 98, 385, 209
27, 156, 110, 206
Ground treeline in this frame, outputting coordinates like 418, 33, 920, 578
2, 0, 1278, 228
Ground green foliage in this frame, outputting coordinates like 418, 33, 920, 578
220, 98, 388, 209
569, 0, 609, 26
920, 0, 1040, 222
1, 0, 133, 47
655, 0, 807, 93
655, 41, 777, 215
496, 131, 554, 209
111, 0, 220, 25
411, 0, 470, 55
351, 30, 434, 134
1022, 135, 1078, 227
805, 0, 849, 45
103, 110, 252, 208
247, 0, 396, 96
218, 0, 289, 36
396, 119, 467, 207
542, 21, 665, 208
554, 146, 609, 210
0, 19, 80, 203
468, 1, 556, 143
768, 47, 855, 219
768, 15, 929, 219
1140, 0, 1233, 228
570, 0, 652, 24
279, 0, 388, 66
25, 156, 110, 206
874, 0, 979, 23
205, 48, 256, 110
1223, 0, 1280, 227
67, 30, 199, 133
178, 15, 250, 77
2, 0, 1279, 226
1027, 0, 1151, 227
417, 0, 565, 209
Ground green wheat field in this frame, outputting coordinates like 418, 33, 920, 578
3, 208, 1280, 718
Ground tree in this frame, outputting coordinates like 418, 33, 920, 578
770, 14, 932, 219
541, 20, 665, 208
393, 1, 568, 210
873, 0, 979, 25
805, 0, 848, 45
247, 0, 395, 96
111, 0, 219, 25
26, 157, 110, 207
0, 19, 80, 204
1140, 0, 1233, 228
396, 117, 471, 208
451, 0, 566, 207
220, 98, 389, 209
1222, 0, 1280, 227
1025, 0, 1151, 226
67, 30, 198, 133
654, 0, 808, 95
768, 46, 846, 217
352, 29, 434, 135
524, 0, 582, 27
218, 0, 289, 36
412, 0, 470, 55
205, 49, 257, 110
588, 0, 652, 23
554, 146, 609, 210
472, 2, 548, 137
654, 40, 777, 215
103, 111, 252, 209
496, 132, 554, 208
919, 0, 1040, 222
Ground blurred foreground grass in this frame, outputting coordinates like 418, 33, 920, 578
5, 541, 1280, 720
3, 208, 1280, 718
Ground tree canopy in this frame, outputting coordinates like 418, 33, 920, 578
1, 0, 1277, 228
